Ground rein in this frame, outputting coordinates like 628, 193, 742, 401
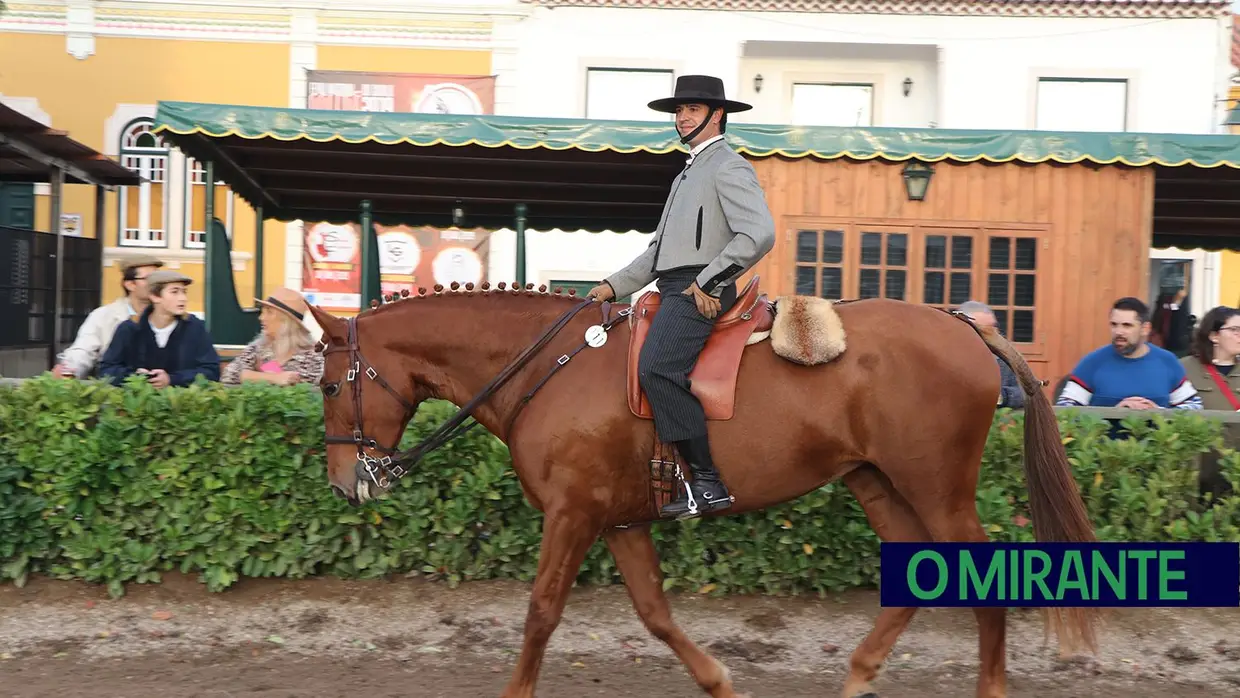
319, 296, 631, 490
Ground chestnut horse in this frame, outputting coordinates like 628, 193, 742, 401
306, 280, 1099, 698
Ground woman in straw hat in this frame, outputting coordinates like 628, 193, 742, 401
221, 287, 324, 386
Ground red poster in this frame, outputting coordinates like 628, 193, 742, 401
302, 222, 362, 312
306, 70, 496, 114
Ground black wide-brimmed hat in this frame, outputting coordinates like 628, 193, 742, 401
648, 75, 752, 114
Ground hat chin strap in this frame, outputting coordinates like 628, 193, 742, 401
679, 106, 719, 145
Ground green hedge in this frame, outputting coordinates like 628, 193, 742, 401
2, 375, 1238, 598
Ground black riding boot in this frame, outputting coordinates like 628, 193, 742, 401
661, 434, 732, 519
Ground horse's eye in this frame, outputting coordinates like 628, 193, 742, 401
323, 382, 341, 397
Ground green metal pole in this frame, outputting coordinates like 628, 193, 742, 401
253, 204, 264, 302
204, 161, 215, 330
359, 200, 381, 307
94, 186, 106, 301
49, 166, 63, 368
514, 203, 527, 287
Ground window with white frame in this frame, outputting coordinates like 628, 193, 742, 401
1035, 78, 1128, 132
585, 68, 675, 121
118, 118, 168, 247
791, 82, 874, 127
183, 157, 232, 249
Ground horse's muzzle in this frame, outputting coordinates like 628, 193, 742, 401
329, 482, 364, 508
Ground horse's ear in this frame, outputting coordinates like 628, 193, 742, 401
305, 303, 346, 346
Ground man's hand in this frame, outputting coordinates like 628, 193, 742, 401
147, 368, 171, 389
1116, 396, 1158, 410
683, 282, 722, 319
585, 282, 615, 302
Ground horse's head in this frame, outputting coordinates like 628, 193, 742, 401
306, 302, 430, 507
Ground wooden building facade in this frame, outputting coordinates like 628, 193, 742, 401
148, 102, 1240, 394
745, 157, 1153, 390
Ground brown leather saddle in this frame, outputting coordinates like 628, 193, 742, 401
626, 275, 773, 421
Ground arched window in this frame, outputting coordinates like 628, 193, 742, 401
183, 157, 232, 249
118, 118, 168, 247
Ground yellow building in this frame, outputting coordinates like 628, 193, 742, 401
1219, 83, 1240, 308
0, 0, 497, 314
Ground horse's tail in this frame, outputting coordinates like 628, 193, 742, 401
954, 313, 1101, 657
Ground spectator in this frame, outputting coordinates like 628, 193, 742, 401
1179, 306, 1240, 498
957, 300, 1025, 408
53, 254, 164, 379
98, 270, 220, 388
221, 287, 323, 386
1181, 305, 1240, 405
1056, 296, 1202, 410
1151, 288, 1193, 356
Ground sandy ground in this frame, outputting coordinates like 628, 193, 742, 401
2, 573, 1239, 697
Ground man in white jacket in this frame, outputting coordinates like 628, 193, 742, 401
53, 254, 165, 379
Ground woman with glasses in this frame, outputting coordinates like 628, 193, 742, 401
1180, 306, 1240, 498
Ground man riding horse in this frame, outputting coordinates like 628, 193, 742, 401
587, 75, 776, 520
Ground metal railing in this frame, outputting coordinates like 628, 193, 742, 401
1050, 405, 1240, 424
0, 375, 1236, 422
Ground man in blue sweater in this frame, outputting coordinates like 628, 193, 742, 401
98, 270, 220, 388
1056, 297, 1202, 410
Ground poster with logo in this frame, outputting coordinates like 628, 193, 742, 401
302, 222, 492, 311
377, 225, 491, 298
305, 70, 496, 114
302, 222, 362, 312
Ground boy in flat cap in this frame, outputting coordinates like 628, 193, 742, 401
98, 270, 221, 388
54, 254, 164, 379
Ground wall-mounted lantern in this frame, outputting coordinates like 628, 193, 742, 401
903, 77, 913, 97
753, 74, 764, 93
902, 160, 934, 201
452, 200, 465, 227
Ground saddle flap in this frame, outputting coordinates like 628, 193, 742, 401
626, 275, 772, 421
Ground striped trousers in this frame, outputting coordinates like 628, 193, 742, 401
637, 269, 738, 443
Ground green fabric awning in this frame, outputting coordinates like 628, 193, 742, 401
149, 100, 1240, 248
154, 100, 1240, 169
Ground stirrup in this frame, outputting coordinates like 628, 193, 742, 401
661, 479, 733, 520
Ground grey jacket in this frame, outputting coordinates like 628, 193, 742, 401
604, 138, 776, 300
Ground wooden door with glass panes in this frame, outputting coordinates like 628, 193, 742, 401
917, 227, 979, 312
980, 231, 1041, 351
854, 225, 912, 302
789, 221, 1045, 355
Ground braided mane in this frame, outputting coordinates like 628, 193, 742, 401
359, 280, 594, 319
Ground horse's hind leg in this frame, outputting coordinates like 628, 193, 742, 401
500, 509, 600, 698
891, 470, 1007, 698
837, 464, 932, 698
603, 524, 741, 698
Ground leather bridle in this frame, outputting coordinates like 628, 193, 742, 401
316, 296, 630, 491
320, 315, 420, 488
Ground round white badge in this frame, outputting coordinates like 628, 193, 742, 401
584, 325, 608, 348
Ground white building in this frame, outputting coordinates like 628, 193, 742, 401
487, 0, 1236, 315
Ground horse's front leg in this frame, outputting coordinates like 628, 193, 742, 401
500, 506, 601, 698
604, 523, 741, 697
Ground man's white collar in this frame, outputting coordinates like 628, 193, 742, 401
687, 134, 724, 164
